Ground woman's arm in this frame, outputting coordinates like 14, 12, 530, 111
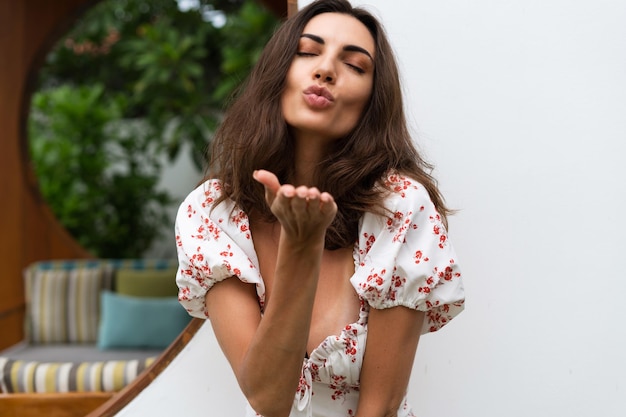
206, 170, 337, 417
356, 306, 425, 417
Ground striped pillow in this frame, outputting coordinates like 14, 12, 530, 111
0, 356, 155, 393
24, 262, 113, 344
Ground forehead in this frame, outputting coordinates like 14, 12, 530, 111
301, 12, 375, 56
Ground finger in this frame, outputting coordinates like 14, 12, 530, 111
291, 186, 310, 214
253, 169, 281, 205
304, 188, 322, 212
273, 185, 296, 214
306, 187, 321, 202
278, 184, 296, 199
319, 192, 338, 216
252, 169, 281, 193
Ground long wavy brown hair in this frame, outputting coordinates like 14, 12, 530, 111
208, 0, 450, 250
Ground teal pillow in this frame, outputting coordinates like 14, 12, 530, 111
97, 291, 191, 350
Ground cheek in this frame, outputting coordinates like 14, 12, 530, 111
344, 88, 372, 119
345, 77, 373, 110
280, 88, 297, 123
280, 74, 297, 119
280, 80, 293, 117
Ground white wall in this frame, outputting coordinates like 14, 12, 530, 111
118, 1, 626, 416
144, 143, 203, 258
333, 1, 626, 416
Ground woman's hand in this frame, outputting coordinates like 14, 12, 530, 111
253, 169, 337, 244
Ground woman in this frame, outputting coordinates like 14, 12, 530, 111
175, 1, 465, 416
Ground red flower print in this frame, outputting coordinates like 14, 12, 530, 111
296, 371, 311, 399
240, 224, 249, 238
429, 213, 441, 222
366, 270, 385, 286
219, 243, 234, 258
385, 210, 415, 243
201, 196, 214, 208
329, 375, 352, 401
414, 250, 430, 264
361, 233, 376, 257
386, 272, 406, 301
385, 173, 418, 198
178, 286, 191, 301
186, 204, 195, 218
231, 210, 250, 239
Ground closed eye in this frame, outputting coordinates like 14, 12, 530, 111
296, 51, 317, 57
346, 63, 365, 74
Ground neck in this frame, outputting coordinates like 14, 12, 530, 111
292, 131, 332, 186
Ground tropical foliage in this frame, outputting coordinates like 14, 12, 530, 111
29, 0, 278, 257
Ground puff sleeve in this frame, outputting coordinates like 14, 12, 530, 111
350, 174, 465, 334
174, 180, 265, 318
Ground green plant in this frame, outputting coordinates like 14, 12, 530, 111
29, 0, 278, 257
29, 84, 171, 258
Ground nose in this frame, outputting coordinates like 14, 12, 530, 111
314, 58, 336, 83
315, 72, 334, 83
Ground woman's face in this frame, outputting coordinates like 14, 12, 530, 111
281, 12, 375, 143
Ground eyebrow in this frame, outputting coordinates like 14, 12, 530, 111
300, 33, 374, 61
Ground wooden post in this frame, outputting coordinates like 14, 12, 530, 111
288, 0, 298, 17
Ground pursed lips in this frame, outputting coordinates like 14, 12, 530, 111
304, 85, 334, 101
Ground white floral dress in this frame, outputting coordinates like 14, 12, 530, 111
175, 174, 465, 417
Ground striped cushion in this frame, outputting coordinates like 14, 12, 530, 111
23, 259, 178, 344
0, 356, 155, 393
24, 262, 113, 344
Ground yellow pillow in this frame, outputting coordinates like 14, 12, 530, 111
114, 268, 178, 298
